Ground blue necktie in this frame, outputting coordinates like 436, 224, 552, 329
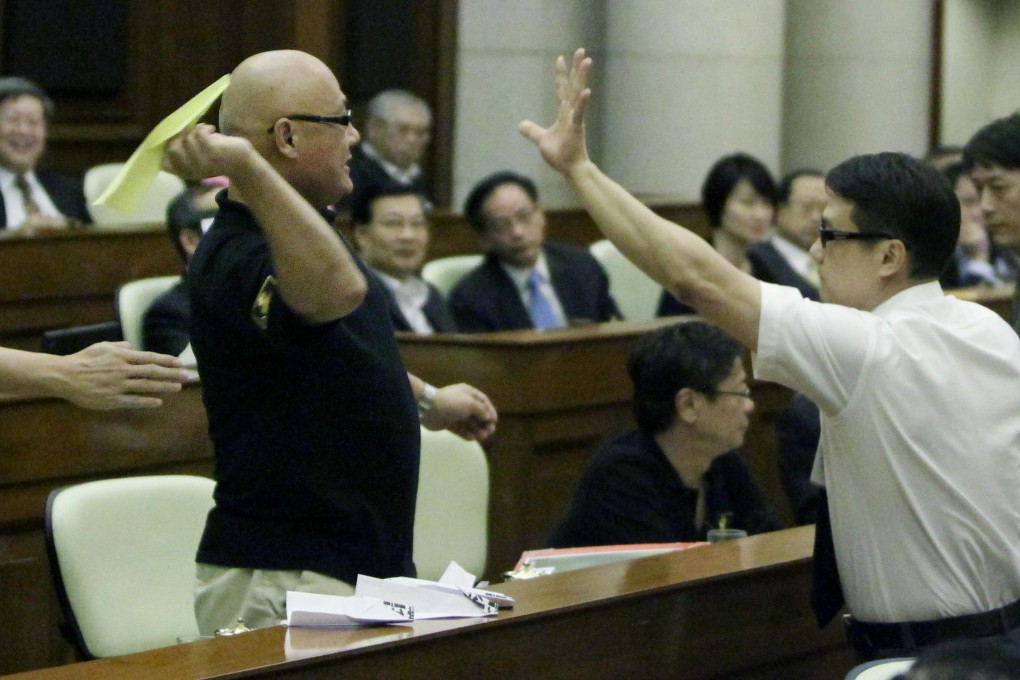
528, 270, 564, 330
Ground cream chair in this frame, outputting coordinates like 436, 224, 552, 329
589, 239, 663, 322
421, 254, 483, 297
845, 658, 915, 680
116, 275, 181, 349
84, 162, 186, 226
45, 475, 215, 659
413, 427, 489, 581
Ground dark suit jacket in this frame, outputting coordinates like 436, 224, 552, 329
335, 146, 430, 211
448, 242, 620, 332
747, 240, 820, 301
0, 169, 91, 227
142, 282, 190, 355
373, 272, 459, 333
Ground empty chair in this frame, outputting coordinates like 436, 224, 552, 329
845, 658, 916, 680
589, 239, 663, 322
413, 427, 489, 581
45, 475, 215, 658
116, 275, 181, 349
421, 254, 483, 297
84, 162, 185, 226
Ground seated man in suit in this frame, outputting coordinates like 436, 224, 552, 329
747, 169, 825, 300
546, 321, 782, 547
0, 76, 90, 232
450, 170, 620, 331
350, 184, 457, 333
142, 182, 219, 357
336, 90, 432, 211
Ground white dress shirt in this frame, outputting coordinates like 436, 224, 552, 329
754, 281, 1020, 622
500, 251, 567, 327
0, 166, 62, 229
374, 269, 434, 334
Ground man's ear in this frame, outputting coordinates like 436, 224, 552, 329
878, 238, 909, 278
676, 387, 698, 424
268, 120, 298, 156
351, 224, 368, 250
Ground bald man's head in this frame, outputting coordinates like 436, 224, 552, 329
218, 50, 360, 208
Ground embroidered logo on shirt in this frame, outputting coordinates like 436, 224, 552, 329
251, 275, 277, 330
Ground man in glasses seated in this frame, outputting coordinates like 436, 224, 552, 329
162, 50, 497, 636
336, 89, 432, 212
546, 321, 782, 548
449, 170, 620, 331
522, 49, 1020, 661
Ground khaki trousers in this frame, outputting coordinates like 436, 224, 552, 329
194, 563, 354, 636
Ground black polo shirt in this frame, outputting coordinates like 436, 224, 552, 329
546, 431, 782, 548
188, 194, 420, 583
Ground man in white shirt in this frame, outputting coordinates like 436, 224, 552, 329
748, 169, 826, 300
350, 185, 457, 333
0, 77, 90, 232
520, 48, 1020, 660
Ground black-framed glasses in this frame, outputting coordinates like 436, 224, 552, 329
266, 111, 352, 134
715, 389, 752, 399
818, 226, 896, 247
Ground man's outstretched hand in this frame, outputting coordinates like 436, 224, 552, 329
518, 48, 594, 178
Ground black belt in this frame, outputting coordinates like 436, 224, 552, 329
844, 597, 1020, 658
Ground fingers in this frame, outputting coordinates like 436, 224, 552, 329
518, 120, 545, 144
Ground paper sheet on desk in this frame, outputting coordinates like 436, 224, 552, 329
355, 574, 499, 618
285, 591, 413, 627
93, 74, 231, 216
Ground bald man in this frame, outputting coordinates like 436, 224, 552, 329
163, 50, 496, 634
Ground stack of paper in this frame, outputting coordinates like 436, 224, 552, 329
285, 562, 512, 628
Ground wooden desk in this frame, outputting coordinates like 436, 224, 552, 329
8, 526, 856, 680
0, 383, 213, 674
0, 225, 179, 349
398, 320, 795, 581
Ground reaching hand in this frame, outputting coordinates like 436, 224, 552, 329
421, 383, 498, 442
518, 48, 593, 177
58, 342, 187, 409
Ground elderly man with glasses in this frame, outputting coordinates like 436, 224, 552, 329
162, 50, 497, 636
521, 49, 1020, 661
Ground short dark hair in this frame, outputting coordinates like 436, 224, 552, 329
349, 184, 428, 226
166, 187, 215, 263
701, 153, 777, 228
776, 168, 824, 205
0, 76, 54, 120
825, 152, 959, 280
629, 321, 743, 435
463, 170, 538, 232
940, 160, 971, 190
963, 113, 1020, 171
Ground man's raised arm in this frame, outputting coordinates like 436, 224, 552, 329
518, 49, 762, 349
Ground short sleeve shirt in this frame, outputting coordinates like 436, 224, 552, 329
754, 281, 1020, 622
187, 195, 420, 584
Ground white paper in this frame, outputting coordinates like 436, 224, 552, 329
284, 591, 412, 627
355, 575, 498, 618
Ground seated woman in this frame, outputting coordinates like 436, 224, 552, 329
546, 322, 782, 548
658, 153, 776, 316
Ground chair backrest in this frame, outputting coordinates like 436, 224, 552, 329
84, 162, 186, 226
40, 321, 124, 355
845, 658, 915, 680
116, 275, 181, 349
589, 239, 663, 322
421, 254, 484, 297
413, 428, 489, 581
45, 475, 215, 658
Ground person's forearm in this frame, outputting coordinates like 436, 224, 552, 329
567, 161, 726, 299
566, 161, 761, 347
229, 153, 366, 323
0, 347, 63, 399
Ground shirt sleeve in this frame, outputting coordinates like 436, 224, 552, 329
753, 282, 876, 416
